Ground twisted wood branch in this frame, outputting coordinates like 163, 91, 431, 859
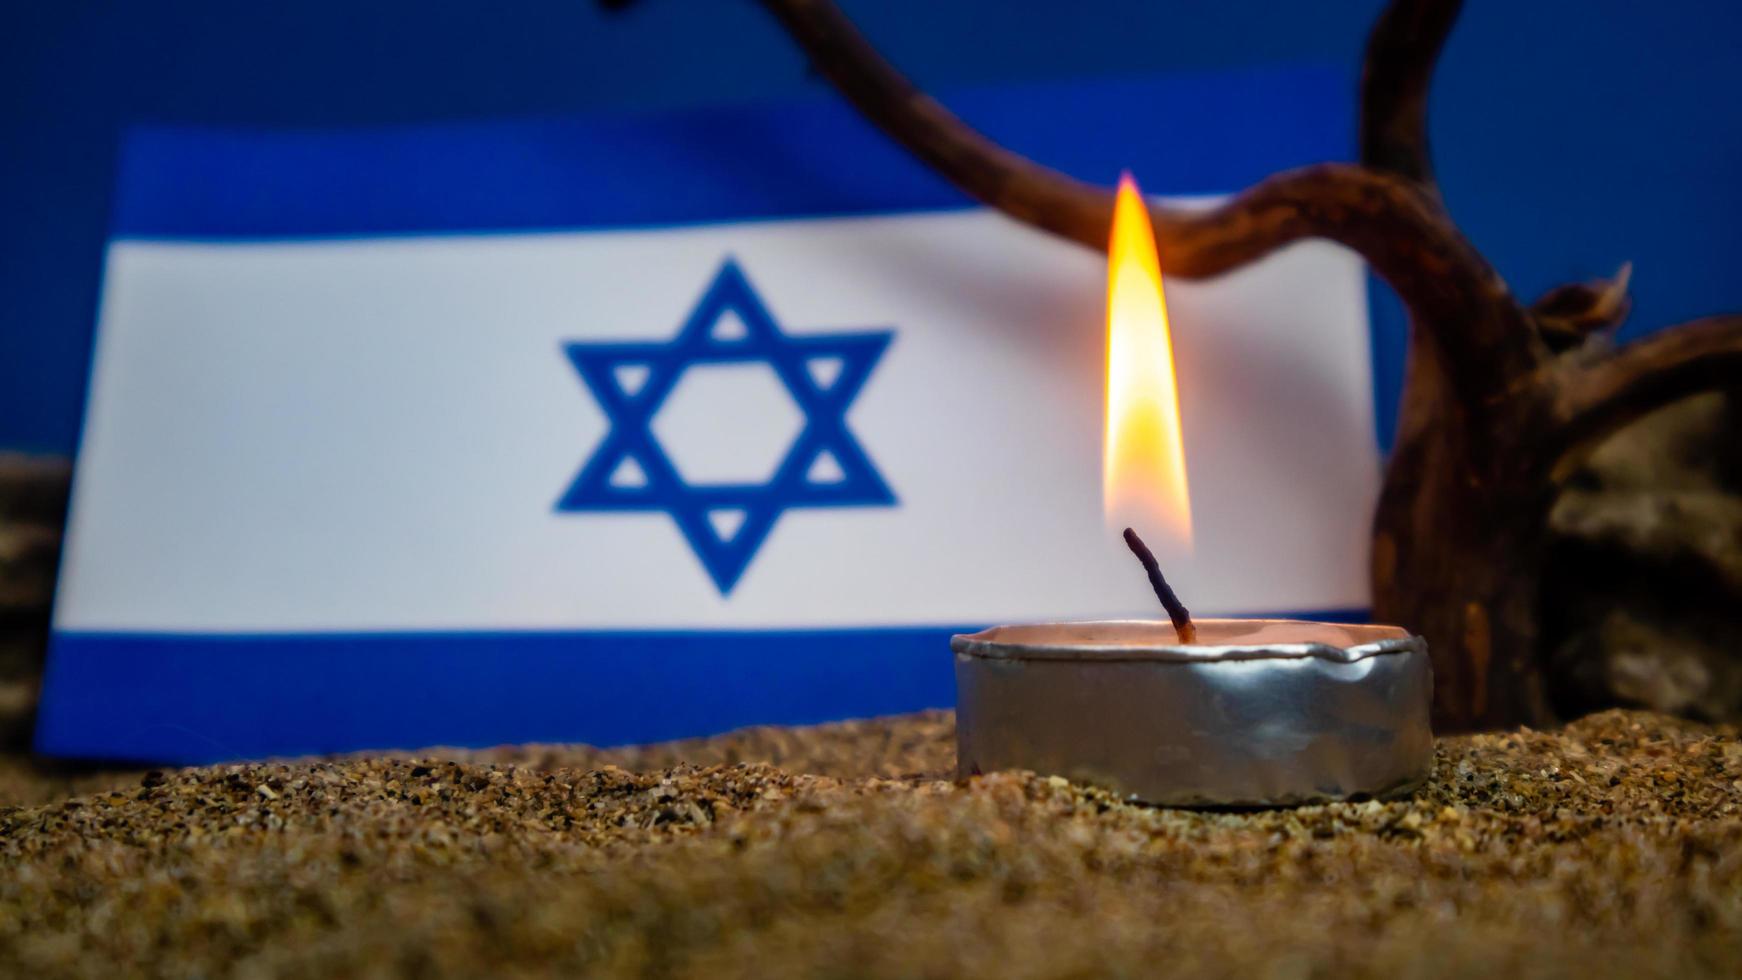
753, 0, 1540, 409
1360, 0, 1462, 192
1546, 316, 1742, 478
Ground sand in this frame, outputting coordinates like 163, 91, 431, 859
2, 709, 1740, 978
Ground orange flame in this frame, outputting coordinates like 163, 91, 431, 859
1103, 172, 1192, 552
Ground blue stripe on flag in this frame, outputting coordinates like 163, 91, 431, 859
36, 629, 963, 765
112, 67, 1350, 240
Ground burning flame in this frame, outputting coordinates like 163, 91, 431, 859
1103, 172, 1193, 552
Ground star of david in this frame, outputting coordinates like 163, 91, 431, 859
556, 258, 896, 594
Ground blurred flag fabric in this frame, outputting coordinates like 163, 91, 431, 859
36, 67, 1381, 763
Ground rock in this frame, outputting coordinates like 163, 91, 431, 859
0, 453, 69, 615
0, 453, 71, 747
1545, 389, 1742, 721
0, 452, 71, 525
0, 522, 62, 614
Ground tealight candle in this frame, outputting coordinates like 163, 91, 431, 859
948, 176, 1434, 807
951, 611, 1434, 807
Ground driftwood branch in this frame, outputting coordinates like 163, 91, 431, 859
1546, 316, 1742, 475
1360, 0, 1462, 192
754, 0, 1540, 407
1530, 263, 1634, 350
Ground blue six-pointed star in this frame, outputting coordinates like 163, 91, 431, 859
557, 259, 896, 594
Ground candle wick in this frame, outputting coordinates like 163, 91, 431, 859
1121, 527, 1197, 644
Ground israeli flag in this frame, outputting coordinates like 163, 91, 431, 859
37, 68, 1381, 763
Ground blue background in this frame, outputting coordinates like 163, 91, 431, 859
4, 0, 1740, 453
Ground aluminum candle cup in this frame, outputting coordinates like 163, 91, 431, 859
951, 619, 1433, 807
